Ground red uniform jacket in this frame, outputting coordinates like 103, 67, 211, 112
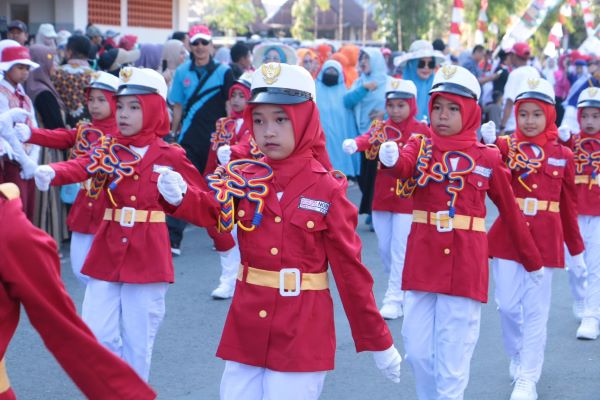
488, 136, 584, 267
389, 137, 543, 302
562, 134, 600, 216
172, 159, 393, 372
28, 125, 106, 234
355, 120, 431, 214
0, 189, 155, 400
205, 117, 262, 175
50, 139, 217, 283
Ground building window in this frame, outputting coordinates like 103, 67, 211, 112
88, 0, 120, 25
128, 0, 173, 29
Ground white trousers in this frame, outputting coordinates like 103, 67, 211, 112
220, 361, 327, 400
566, 215, 600, 318
492, 259, 553, 382
401, 291, 481, 400
371, 211, 412, 306
69, 232, 94, 285
218, 226, 240, 288
82, 278, 168, 381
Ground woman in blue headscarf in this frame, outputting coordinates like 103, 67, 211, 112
395, 39, 445, 123
316, 60, 357, 177
252, 42, 297, 69
343, 47, 389, 220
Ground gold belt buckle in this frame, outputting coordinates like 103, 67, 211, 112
119, 207, 136, 227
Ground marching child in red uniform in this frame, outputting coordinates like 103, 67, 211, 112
481, 78, 584, 400
157, 63, 401, 400
9, 71, 119, 284
342, 77, 430, 320
0, 182, 156, 400
556, 87, 600, 340
378, 65, 543, 400
32, 67, 216, 381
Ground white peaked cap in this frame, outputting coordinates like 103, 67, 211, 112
249, 63, 315, 105
577, 87, 600, 109
429, 64, 481, 101
515, 77, 555, 105
117, 67, 168, 100
385, 77, 417, 99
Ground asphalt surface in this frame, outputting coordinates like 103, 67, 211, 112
6, 184, 600, 399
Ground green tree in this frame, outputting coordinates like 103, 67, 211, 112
291, 0, 331, 40
202, 0, 264, 36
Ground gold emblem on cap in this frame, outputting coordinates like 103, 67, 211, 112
527, 78, 540, 89
261, 63, 281, 85
391, 79, 400, 89
441, 65, 457, 80
91, 71, 100, 80
589, 87, 598, 97
120, 67, 133, 83
46, 53, 53, 60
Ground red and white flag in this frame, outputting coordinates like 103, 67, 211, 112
449, 0, 464, 51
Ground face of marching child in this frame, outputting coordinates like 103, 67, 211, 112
230, 88, 247, 114
386, 98, 410, 124
430, 96, 462, 136
88, 89, 112, 121
5, 64, 30, 86
116, 95, 143, 137
581, 107, 600, 135
517, 102, 546, 137
252, 104, 295, 160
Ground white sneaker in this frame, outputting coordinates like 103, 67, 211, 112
211, 284, 234, 299
573, 300, 585, 321
509, 356, 520, 381
379, 303, 403, 320
510, 378, 537, 400
171, 247, 181, 256
576, 317, 600, 340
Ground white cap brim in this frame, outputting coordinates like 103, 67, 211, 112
0, 59, 39, 71
394, 50, 445, 67
190, 33, 212, 43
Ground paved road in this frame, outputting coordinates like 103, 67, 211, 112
6, 185, 600, 399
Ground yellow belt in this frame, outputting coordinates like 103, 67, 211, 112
575, 175, 598, 186
237, 265, 329, 293
0, 358, 11, 393
516, 198, 560, 214
103, 208, 166, 224
412, 210, 486, 232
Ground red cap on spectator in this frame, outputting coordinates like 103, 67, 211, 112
509, 42, 531, 59
119, 34, 138, 51
189, 25, 212, 44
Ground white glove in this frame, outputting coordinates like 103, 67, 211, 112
34, 165, 55, 192
0, 138, 15, 160
373, 345, 401, 383
558, 125, 572, 142
4, 132, 38, 179
157, 168, 187, 206
0, 108, 30, 137
342, 138, 358, 155
569, 252, 588, 279
529, 267, 545, 286
217, 145, 232, 165
481, 121, 497, 144
379, 141, 399, 167
14, 123, 31, 142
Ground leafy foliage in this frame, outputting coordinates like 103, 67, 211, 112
201, 0, 264, 36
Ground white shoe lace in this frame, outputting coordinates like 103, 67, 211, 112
513, 378, 534, 394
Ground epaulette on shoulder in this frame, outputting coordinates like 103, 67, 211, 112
170, 142, 183, 150
0, 183, 20, 200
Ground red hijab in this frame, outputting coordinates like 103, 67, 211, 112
86, 88, 118, 134
514, 98, 558, 146
428, 92, 481, 151
577, 107, 600, 138
114, 94, 170, 147
244, 101, 332, 190
228, 83, 251, 119
386, 97, 424, 141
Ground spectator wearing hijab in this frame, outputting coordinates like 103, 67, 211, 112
297, 48, 319, 78
332, 52, 352, 88
316, 59, 357, 177
161, 39, 188, 90
340, 44, 360, 88
251, 42, 297, 68
344, 47, 388, 220
24, 44, 68, 244
394, 40, 445, 123
134, 44, 163, 70
118, 35, 138, 51
36, 24, 58, 50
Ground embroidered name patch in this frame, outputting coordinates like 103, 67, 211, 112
153, 164, 173, 173
548, 158, 566, 167
298, 196, 330, 215
473, 165, 492, 178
